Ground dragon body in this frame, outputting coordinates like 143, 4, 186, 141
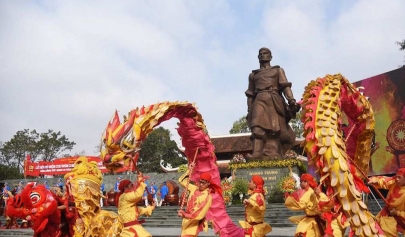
100, 101, 244, 237
301, 74, 379, 236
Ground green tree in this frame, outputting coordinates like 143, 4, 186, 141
138, 127, 186, 173
36, 130, 76, 161
289, 111, 304, 138
0, 129, 76, 173
397, 39, 405, 66
229, 116, 250, 134
396, 40, 405, 50
229, 113, 304, 137
0, 164, 24, 180
0, 129, 41, 171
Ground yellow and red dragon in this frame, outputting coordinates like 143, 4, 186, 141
301, 74, 380, 236
100, 101, 245, 237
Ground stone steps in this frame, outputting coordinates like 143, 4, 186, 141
0, 199, 386, 236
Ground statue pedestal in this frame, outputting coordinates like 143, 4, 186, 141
235, 165, 301, 203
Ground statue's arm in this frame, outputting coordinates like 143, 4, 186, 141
278, 67, 296, 104
245, 73, 255, 111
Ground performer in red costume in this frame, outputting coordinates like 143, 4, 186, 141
239, 175, 272, 237
178, 171, 221, 237
369, 168, 405, 237
285, 173, 324, 237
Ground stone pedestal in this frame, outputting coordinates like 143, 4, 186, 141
235, 166, 300, 200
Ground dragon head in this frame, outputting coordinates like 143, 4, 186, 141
100, 110, 142, 172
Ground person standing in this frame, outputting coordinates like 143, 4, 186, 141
57, 178, 64, 192
114, 176, 122, 193
159, 182, 169, 206
177, 170, 219, 237
285, 173, 323, 237
239, 175, 272, 237
117, 174, 156, 237
2, 182, 11, 216
368, 168, 405, 237
245, 47, 300, 159
100, 182, 105, 208
150, 181, 158, 207
16, 181, 24, 194
44, 180, 50, 190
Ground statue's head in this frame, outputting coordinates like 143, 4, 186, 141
258, 47, 272, 63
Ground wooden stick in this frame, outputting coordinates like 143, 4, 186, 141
179, 147, 200, 211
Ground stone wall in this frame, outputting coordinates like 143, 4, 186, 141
1, 172, 183, 192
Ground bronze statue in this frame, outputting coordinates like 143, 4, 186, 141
245, 47, 300, 160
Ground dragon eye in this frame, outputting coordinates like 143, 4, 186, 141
30, 192, 41, 204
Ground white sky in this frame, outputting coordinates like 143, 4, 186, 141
1, 0, 404, 156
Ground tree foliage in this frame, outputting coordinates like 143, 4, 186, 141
137, 127, 186, 173
229, 116, 250, 134
0, 129, 76, 173
0, 164, 24, 180
397, 40, 405, 51
289, 111, 304, 138
229, 113, 304, 137
37, 130, 76, 162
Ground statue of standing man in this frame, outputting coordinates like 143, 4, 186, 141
245, 47, 300, 160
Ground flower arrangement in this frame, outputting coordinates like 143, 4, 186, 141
278, 175, 298, 193
229, 153, 246, 164
221, 178, 233, 205
229, 159, 306, 173
284, 150, 298, 159
178, 164, 188, 173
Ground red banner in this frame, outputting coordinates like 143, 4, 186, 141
24, 156, 113, 177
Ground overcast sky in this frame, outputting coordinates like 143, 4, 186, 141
1, 0, 404, 157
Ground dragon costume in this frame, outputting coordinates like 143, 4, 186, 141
301, 74, 382, 236
100, 101, 245, 237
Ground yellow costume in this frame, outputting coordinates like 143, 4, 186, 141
370, 175, 405, 237
317, 191, 348, 237
179, 172, 213, 237
285, 187, 323, 237
118, 181, 155, 237
239, 192, 272, 237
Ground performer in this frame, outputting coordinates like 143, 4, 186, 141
239, 175, 272, 237
314, 186, 348, 237
178, 170, 219, 237
368, 168, 405, 237
117, 174, 156, 237
284, 173, 324, 237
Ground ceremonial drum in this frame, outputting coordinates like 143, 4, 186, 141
164, 180, 179, 206
107, 189, 116, 206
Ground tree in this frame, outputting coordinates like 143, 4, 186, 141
229, 116, 251, 134
397, 39, 405, 66
0, 129, 41, 171
289, 111, 304, 138
396, 39, 405, 50
36, 130, 76, 162
0, 129, 76, 173
229, 113, 304, 138
0, 164, 24, 180
138, 127, 186, 173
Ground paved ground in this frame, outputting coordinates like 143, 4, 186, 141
0, 226, 297, 236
